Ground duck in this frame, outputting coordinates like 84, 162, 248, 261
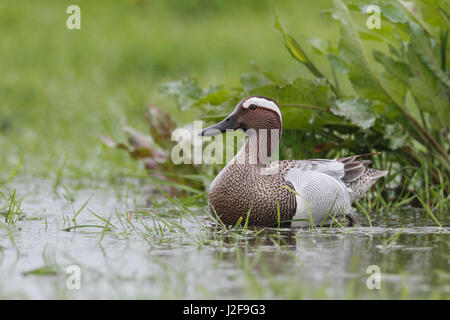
199, 96, 388, 228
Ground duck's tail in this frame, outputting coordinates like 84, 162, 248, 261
337, 153, 388, 203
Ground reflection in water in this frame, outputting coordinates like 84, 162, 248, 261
208, 224, 448, 299
0, 180, 448, 299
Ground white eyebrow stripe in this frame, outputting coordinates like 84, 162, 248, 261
242, 97, 282, 125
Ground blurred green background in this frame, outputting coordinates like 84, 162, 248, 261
0, 0, 338, 180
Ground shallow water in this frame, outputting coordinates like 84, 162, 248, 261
0, 179, 448, 299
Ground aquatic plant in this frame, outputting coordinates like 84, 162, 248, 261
102, 0, 449, 211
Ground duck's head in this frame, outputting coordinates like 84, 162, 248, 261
199, 96, 282, 137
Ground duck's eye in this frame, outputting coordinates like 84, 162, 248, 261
248, 104, 257, 110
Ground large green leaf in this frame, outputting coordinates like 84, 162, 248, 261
331, 0, 447, 161
332, 0, 386, 102
416, 0, 450, 29
348, 0, 409, 24
327, 53, 349, 74
203, 77, 343, 131
384, 123, 410, 150
408, 22, 450, 89
240, 73, 271, 91
402, 32, 450, 125
373, 50, 411, 113
160, 78, 234, 111
379, 1, 409, 23
159, 78, 204, 110
395, 0, 441, 43
374, 38, 449, 126
249, 60, 287, 84
331, 98, 377, 129
195, 87, 234, 107
373, 50, 411, 85
247, 78, 340, 130
249, 78, 330, 108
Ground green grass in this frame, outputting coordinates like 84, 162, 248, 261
0, 0, 445, 217
0, 189, 25, 225
0, 0, 336, 181
0, 178, 447, 299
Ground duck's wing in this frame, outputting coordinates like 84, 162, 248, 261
337, 153, 388, 202
278, 152, 388, 203
278, 159, 351, 227
278, 159, 346, 183
336, 152, 381, 183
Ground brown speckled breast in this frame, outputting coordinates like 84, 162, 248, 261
208, 164, 296, 227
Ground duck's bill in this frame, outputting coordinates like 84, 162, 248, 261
199, 114, 237, 137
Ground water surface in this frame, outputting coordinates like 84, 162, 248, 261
0, 179, 448, 299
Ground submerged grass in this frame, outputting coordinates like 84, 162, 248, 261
416, 195, 442, 228
22, 246, 59, 276
0, 189, 25, 225
0, 179, 447, 299
354, 163, 449, 226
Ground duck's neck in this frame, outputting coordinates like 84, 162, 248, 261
232, 128, 281, 166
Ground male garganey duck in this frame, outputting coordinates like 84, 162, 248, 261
200, 96, 388, 227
